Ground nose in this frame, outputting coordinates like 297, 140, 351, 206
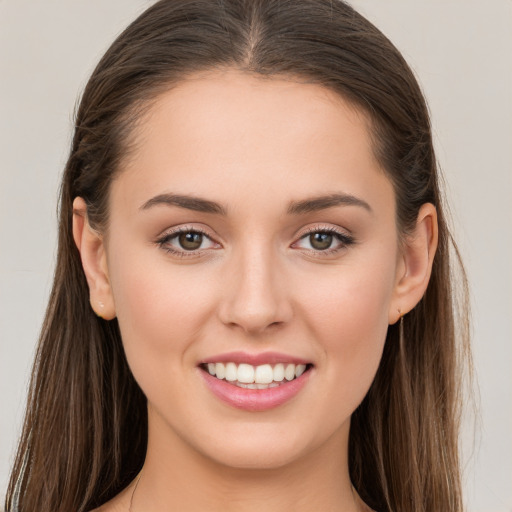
218, 245, 293, 335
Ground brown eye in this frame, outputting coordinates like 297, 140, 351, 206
157, 228, 219, 256
292, 228, 355, 254
178, 232, 204, 250
309, 232, 333, 250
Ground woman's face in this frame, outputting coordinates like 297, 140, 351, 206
104, 70, 403, 469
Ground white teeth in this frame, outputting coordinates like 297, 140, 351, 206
254, 364, 273, 384
237, 363, 255, 383
215, 362, 225, 380
205, 361, 310, 385
273, 363, 285, 382
284, 364, 295, 381
225, 362, 237, 382
236, 382, 283, 390
295, 364, 306, 378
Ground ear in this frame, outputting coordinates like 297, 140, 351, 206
389, 203, 438, 324
72, 197, 116, 320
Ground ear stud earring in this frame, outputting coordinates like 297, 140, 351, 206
94, 301, 105, 319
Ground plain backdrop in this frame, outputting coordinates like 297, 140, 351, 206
0, 1, 511, 511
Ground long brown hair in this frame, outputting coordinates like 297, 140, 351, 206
6, 1, 471, 511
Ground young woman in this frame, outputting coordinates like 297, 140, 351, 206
5, 1, 471, 511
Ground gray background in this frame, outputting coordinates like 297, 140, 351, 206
1, 1, 511, 510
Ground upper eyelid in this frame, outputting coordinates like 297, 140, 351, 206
157, 224, 217, 240
295, 224, 352, 238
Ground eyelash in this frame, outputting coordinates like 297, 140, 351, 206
155, 226, 219, 259
293, 226, 355, 256
155, 225, 355, 258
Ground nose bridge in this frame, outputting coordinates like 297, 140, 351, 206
219, 239, 291, 333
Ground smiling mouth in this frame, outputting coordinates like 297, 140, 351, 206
200, 362, 313, 390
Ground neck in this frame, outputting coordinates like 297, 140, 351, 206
132, 408, 361, 512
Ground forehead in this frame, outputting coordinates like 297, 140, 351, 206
131, 69, 373, 161
114, 69, 392, 217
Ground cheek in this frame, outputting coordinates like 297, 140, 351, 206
297, 254, 396, 401
107, 247, 215, 378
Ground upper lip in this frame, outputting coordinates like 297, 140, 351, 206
199, 351, 312, 366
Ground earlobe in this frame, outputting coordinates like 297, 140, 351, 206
389, 203, 438, 324
72, 197, 116, 320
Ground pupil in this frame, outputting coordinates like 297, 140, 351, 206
310, 232, 332, 250
179, 232, 203, 250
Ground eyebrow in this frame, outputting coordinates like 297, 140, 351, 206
139, 192, 371, 216
140, 193, 227, 215
287, 193, 372, 215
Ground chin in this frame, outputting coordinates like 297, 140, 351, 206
192, 419, 346, 472
203, 441, 308, 471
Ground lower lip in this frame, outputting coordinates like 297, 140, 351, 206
200, 368, 312, 412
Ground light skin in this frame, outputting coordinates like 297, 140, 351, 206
73, 70, 438, 512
